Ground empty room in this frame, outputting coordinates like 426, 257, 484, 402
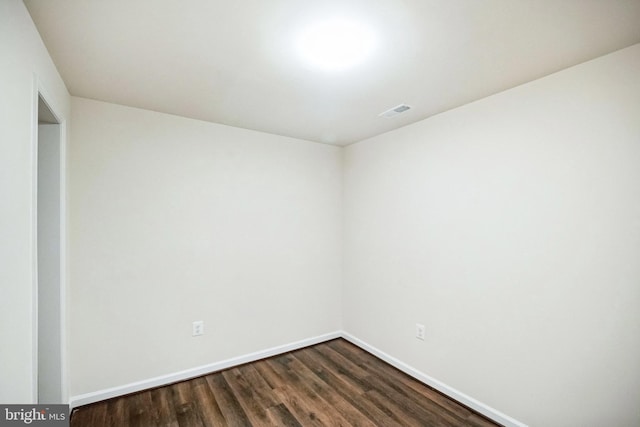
1, 0, 639, 426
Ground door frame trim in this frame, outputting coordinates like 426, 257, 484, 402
31, 74, 68, 404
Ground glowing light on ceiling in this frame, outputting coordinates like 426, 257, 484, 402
296, 18, 376, 71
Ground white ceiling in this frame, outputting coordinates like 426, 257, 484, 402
25, 0, 640, 146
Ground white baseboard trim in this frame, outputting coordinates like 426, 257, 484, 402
69, 330, 526, 427
69, 331, 341, 409
341, 332, 528, 427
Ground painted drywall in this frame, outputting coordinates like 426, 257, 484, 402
37, 124, 63, 403
0, 0, 70, 403
68, 97, 343, 396
343, 43, 640, 427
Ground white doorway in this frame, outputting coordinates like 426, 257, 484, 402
35, 94, 64, 404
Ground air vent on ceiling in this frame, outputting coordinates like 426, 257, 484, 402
379, 104, 411, 118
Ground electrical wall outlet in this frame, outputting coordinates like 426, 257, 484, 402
192, 320, 204, 336
415, 323, 425, 340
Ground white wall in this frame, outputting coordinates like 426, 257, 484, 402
68, 97, 343, 396
0, 0, 70, 403
37, 124, 63, 403
343, 43, 640, 427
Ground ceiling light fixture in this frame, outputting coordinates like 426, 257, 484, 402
296, 18, 376, 71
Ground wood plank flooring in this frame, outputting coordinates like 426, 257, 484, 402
70, 339, 501, 427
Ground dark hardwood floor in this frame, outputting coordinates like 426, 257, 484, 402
71, 339, 501, 427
